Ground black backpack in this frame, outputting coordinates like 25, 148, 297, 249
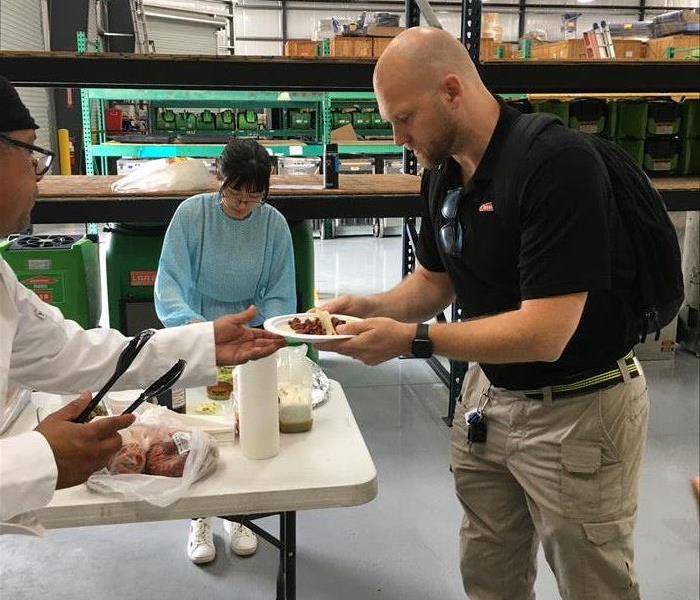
492, 113, 684, 343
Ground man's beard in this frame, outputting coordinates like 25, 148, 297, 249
414, 120, 455, 170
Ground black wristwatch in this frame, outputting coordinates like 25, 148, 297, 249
412, 323, 433, 358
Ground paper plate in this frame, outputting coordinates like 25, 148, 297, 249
263, 313, 361, 343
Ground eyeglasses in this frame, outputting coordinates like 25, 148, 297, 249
439, 187, 465, 258
0, 133, 55, 178
219, 184, 266, 208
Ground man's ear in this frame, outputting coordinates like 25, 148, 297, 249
443, 74, 463, 107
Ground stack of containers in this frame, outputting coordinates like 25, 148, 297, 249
644, 99, 682, 176
607, 99, 648, 167
680, 99, 700, 176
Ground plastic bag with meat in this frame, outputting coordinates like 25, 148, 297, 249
88, 405, 219, 507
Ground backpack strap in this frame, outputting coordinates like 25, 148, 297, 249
493, 113, 563, 229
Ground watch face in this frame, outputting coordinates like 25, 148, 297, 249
412, 338, 433, 358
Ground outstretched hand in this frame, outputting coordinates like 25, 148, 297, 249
213, 306, 286, 366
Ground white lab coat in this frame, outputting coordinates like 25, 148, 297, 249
0, 258, 217, 531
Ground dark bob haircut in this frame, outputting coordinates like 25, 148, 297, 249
217, 138, 272, 196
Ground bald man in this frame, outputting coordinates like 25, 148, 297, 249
324, 27, 645, 600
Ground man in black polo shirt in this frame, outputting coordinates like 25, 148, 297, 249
324, 27, 648, 599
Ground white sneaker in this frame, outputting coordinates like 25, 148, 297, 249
223, 520, 258, 557
187, 518, 216, 564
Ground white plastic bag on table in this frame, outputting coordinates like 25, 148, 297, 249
111, 157, 215, 194
87, 405, 219, 507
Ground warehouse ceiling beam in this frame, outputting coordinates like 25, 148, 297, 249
2, 51, 699, 94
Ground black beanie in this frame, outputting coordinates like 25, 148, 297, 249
0, 76, 38, 132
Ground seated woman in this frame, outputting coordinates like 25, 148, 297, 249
155, 138, 296, 564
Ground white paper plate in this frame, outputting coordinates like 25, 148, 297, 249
263, 313, 361, 343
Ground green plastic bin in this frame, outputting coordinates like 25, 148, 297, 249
615, 101, 648, 139
644, 137, 680, 175
237, 110, 258, 131
217, 110, 235, 130
614, 138, 645, 167
289, 110, 312, 130
680, 137, 700, 176
175, 111, 197, 131
352, 112, 373, 129
156, 108, 177, 131
569, 99, 607, 135
197, 110, 216, 130
680, 100, 700, 138
532, 100, 570, 124
331, 112, 353, 129
647, 100, 682, 137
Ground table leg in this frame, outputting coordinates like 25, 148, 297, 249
284, 512, 296, 600
277, 512, 287, 600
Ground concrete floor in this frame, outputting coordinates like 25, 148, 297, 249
1, 235, 698, 600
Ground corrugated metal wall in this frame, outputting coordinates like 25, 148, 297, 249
146, 10, 220, 54
0, 0, 54, 151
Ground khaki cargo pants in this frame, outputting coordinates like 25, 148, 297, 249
450, 362, 649, 600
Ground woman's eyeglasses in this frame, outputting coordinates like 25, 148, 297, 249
0, 133, 55, 178
220, 186, 266, 208
439, 187, 465, 258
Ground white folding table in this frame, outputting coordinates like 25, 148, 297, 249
7, 380, 378, 600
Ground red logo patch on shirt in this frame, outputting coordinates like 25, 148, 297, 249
478, 201, 494, 213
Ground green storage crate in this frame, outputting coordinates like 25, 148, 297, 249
680, 137, 700, 175
0, 234, 101, 328
615, 100, 648, 139
106, 223, 167, 335
644, 137, 680, 175
289, 109, 312, 130
175, 111, 197, 131
681, 99, 700, 138
369, 112, 387, 128
197, 109, 216, 130
532, 100, 569, 124
352, 112, 373, 129
614, 138, 645, 167
647, 100, 682, 137
217, 109, 235, 130
237, 110, 258, 131
569, 99, 607, 135
331, 112, 352, 129
156, 108, 177, 131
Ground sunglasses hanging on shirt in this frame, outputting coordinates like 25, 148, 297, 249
439, 186, 466, 258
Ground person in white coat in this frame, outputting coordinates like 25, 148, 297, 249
0, 77, 286, 532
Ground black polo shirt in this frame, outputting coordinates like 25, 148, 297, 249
416, 102, 638, 389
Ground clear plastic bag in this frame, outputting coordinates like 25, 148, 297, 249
111, 157, 215, 194
87, 405, 219, 507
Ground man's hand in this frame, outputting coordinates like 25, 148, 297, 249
320, 318, 414, 366
34, 393, 135, 490
214, 306, 286, 366
320, 295, 376, 319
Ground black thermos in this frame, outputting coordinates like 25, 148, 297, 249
323, 143, 339, 189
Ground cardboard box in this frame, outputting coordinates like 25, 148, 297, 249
647, 34, 700, 59
613, 39, 647, 59
330, 36, 374, 58
480, 39, 518, 60
366, 26, 404, 38
330, 124, 358, 142
284, 40, 319, 57
373, 37, 392, 57
531, 39, 587, 60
